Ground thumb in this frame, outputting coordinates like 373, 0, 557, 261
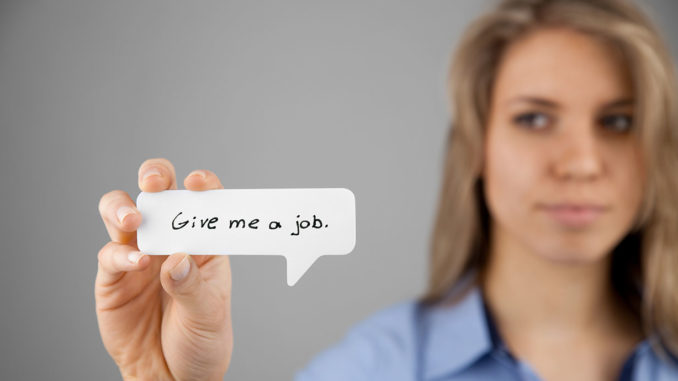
160, 253, 220, 322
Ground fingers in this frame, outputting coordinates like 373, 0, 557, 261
138, 158, 178, 192
159, 253, 227, 326
183, 169, 224, 191
183, 169, 224, 265
98, 157, 176, 243
96, 241, 151, 286
98, 190, 142, 244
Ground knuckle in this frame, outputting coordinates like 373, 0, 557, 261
206, 170, 222, 184
97, 242, 113, 263
139, 157, 175, 176
184, 169, 208, 183
98, 190, 126, 215
206, 299, 229, 327
203, 169, 224, 185
213, 302, 228, 324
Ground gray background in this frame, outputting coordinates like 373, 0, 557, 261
1, 0, 676, 380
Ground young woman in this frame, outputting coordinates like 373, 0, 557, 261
95, 0, 678, 380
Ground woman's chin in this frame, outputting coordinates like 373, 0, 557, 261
533, 242, 611, 266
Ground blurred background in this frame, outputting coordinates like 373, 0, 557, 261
1, 0, 676, 379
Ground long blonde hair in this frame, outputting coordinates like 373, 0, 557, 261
423, 0, 678, 360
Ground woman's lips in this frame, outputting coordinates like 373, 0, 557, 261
539, 203, 609, 228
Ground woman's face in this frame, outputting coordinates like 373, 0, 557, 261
483, 27, 645, 264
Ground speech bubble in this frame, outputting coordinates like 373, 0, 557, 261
136, 188, 356, 286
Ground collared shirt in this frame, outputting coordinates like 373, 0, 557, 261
294, 282, 678, 380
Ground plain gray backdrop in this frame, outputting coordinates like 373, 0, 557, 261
1, 0, 677, 380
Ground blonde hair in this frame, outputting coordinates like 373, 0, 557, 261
423, 0, 678, 360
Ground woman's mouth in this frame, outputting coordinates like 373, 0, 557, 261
539, 203, 609, 228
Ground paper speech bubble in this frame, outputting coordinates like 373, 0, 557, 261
136, 188, 356, 286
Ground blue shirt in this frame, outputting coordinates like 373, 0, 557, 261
294, 280, 678, 380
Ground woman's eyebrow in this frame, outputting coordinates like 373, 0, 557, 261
601, 97, 634, 109
506, 96, 559, 108
505, 96, 634, 109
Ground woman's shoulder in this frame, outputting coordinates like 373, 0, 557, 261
293, 299, 422, 381
293, 285, 482, 381
350, 298, 421, 338
633, 340, 678, 381
294, 286, 678, 381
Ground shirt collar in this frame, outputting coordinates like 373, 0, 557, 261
421, 274, 494, 380
418, 275, 664, 381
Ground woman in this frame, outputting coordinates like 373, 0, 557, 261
94, 0, 678, 380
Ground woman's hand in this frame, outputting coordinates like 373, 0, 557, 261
95, 158, 233, 381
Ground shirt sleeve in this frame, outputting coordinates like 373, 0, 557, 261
293, 301, 418, 381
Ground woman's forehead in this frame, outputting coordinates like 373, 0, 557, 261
492, 27, 633, 104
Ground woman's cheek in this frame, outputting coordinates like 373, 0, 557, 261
486, 139, 534, 224
618, 154, 645, 229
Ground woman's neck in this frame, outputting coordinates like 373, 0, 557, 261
480, 224, 643, 380
482, 234, 617, 332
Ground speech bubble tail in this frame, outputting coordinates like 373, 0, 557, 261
286, 255, 320, 286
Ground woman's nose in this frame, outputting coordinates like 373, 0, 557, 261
552, 127, 604, 181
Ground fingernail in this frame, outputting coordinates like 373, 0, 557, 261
117, 206, 136, 224
143, 168, 162, 182
170, 255, 190, 281
188, 170, 206, 180
128, 251, 143, 264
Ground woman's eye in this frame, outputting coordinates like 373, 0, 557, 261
512, 112, 550, 130
599, 114, 633, 133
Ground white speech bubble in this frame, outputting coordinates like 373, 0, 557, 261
136, 188, 356, 286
